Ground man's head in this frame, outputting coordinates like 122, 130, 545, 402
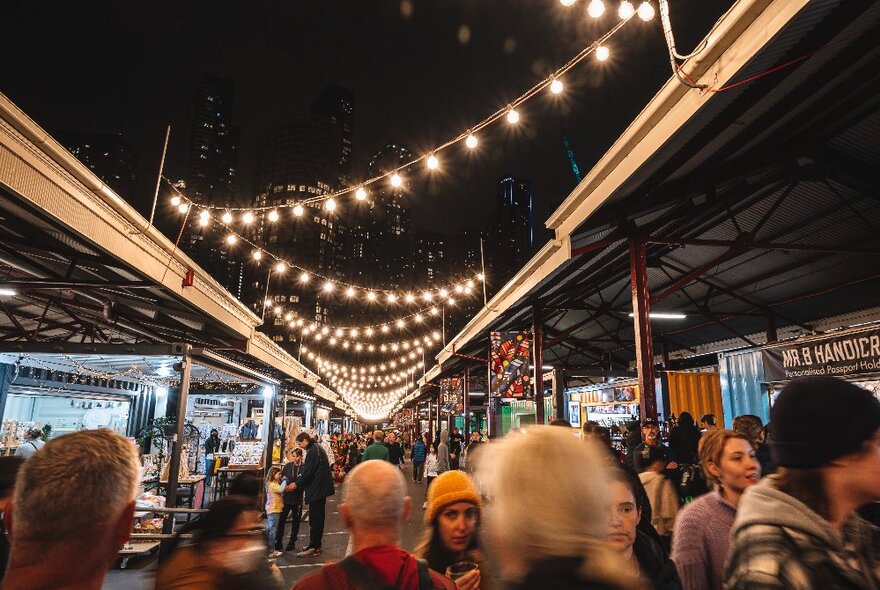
638, 444, 666, 473
292, 447, 304, 465
732, 414, 764, 443
470, 431, 480, 442
641, 417, 660, 446
295, 431, 312, 449
24, 428, 41, 442
386, 432, 396, 444
340, 460, 410, 547
210, 429, 219, 438
373, 430, 384, 443
699, 414, 718, 430
8, 429, 139, 566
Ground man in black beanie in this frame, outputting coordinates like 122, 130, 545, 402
724, 376, 880, 589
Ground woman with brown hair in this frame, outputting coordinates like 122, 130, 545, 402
724, 376, 880, 589
670, 429, 759, 590
415, 470, 490, 590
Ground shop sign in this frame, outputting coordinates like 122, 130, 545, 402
489, 330, 531, 398
440, 377, 464, 413
568, 401, 581, 428
762, 328, 880, 381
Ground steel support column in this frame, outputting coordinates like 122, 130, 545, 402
161, 347, 192, 556
532, 305, 545, 425
463, 366, 470, 442
428, 398, 434, 444
553, 369, 566, 421
629, 240, 657, 420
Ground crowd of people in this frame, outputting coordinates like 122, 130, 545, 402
0, 376, 879, 589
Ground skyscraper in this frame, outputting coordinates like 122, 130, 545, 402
311, 84, 354, 190
488, 176, 533, 285
64, 132, 138, 209
188, 74, 239, 204
412, 230, 448, 287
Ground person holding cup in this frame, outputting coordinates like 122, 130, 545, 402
416, 470, 491, 590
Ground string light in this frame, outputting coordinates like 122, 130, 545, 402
226, 234, 237, 245
293, 204, 304, 217
199, 211, 210, 226
549, 78, 564, 94
560, 0, 576, 5
637, 1, 655, 20
390, 173, 403, 187
275, 262, 286, 273
355, 187, 367, 201
299, 272, 310, 283
222, 211, 233, 224
345, 287, 356, 297
596, 45, 610, 61
253, 250, 263, 261
506, 108, 520, 124
618, 0, 635, 19
242, 212, 254, 224
426, 154, 439, 170
322, 281, 335, 293
587, 0, 605, 18
465, 134, 478, 149
170, 196, 181, 207
178, 203, 189, 213
325, 198, 337, 212
268, 210, 279, 222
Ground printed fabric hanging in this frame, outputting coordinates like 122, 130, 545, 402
489, 330, 531, 398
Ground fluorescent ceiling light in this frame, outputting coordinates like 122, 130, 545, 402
628, 312, 687, 320
0, 288, 16, 296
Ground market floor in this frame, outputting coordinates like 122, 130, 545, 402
103, 471, 433, 589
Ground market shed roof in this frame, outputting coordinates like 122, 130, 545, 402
408, 0, 880, 404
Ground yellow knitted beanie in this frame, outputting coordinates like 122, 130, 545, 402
424, 470, 481, 524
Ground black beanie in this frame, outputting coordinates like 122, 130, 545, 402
769, 376, 880, 468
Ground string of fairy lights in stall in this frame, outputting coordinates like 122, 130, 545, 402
266, 299, 452, 336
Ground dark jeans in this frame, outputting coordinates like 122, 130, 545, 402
412, 461, 424, 482
274, 502, 303, 550
308, 498, 326, 549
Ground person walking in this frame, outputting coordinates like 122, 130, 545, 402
627, 418, 677, 473
449, 427, 463, 470
294, 460, 456, 590
638, 446, 679, 549
264, 467, 286, 558
14, 428, 44, 459
275, 447, 304, 552
671, 429, 759, 590
732, 414, 775, 476
416, 470, 491, 590
290, 432, 335, 558
667, 413, 700, 467
423, 444, 440, 509
362, 430, 390, 462
203, 429, 221, 486
386, 431, 406, 469
724, 376, 880, 589
411, 433, 427, 483
436, 429, 451, 475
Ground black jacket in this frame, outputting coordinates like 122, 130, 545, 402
511, 557, 623, 590
281, 460, 304, 505
386, 441, 405, 466
633, 530, 682, 590
295, 441, 335, 503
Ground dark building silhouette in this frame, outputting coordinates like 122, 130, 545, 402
412, 230, 448, 287
487, 176, 533, 285
188, 74, 239, 204
311, 83, 354, 190
64, 132, 138, 208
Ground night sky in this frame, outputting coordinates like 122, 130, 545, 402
2, 0, 731, 246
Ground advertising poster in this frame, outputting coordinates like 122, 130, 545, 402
489, 330, 532, 398
440, 377, 464, 413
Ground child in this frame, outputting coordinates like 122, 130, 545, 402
422, 444, 439, 509
265, 466, 285, 558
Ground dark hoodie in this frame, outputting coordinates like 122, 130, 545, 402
724, 475, 880, 589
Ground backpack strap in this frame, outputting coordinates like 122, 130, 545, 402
337, 556, 395, 590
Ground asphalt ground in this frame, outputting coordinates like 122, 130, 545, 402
103, 469, 434, 589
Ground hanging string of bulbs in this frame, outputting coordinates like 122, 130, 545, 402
298, 325, 442, 356
267, 296, 459, 333
164, 6, 650, 224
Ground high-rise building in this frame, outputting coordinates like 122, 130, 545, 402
311, 84, 354, 190
64, 132, 138, 208
246, 116, 344, 350
413, 230, 448, 287
487, 176, 533, 285
188, 74, 239, 204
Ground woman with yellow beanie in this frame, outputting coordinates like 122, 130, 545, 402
415, 470, 492, 590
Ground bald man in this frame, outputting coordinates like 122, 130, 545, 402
294, 460, 455, 590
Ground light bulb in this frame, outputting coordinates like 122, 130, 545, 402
299, 272, 309, 283
414, 314, 423, 322
477, 273, 485, 281
506, 108, 520, 124
448, 297, 456, 305
355, 187, 367, 201
252, 250, 263, 260
293, 204, 304, 217
170, 196, 181, 207
390, 173, 403, 187
323, 281, 334, 292
242, 211, 254, 224
426, 154, 439, 170
226, 234, 237, 245
367, 292, 377, 302
396, 319, 405, 329
637, 1, 654, 20
285, 313, 293, 321
549, 79, 564, 94
618, 0, 635, 19
275, 262, 286, 273
422, 291, 433, 302
466, 280, 475, 288
345, 287, 355, 297
465, 134, 478, 149
405, 293, 415, 303
596, 45, 610, 61
268, 209, 279, 222
381, 325, 390, 333
560, 0, 576, 5
587, 0, 605, 17
387, 293, 397, 303
198, 210, 210, 226
178, 203, 189, 213
366, 327, 374, 336
439, 288, 449, 298
222, 211, 233, 224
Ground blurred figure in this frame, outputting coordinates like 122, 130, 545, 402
732, 414, 775, 476
385, 431, 405, 469
449, 427, 464, 470
228, 471, 263, 510
638, 446, 679, 549
411, 433, 427, 483
671, 430, 759, 590
607, 468, 682, 590
155, 498, 281, 590
698, 415, 718, 432
549, 419, 572, 427
416, 470, 491, 590
724, 377, 880, 589
476, 426, 641, 589
461, 431, 483, 473
204, 428, 221, 485
362, 430, 390, 462
1, 430, 140, 590
423, 444, 440, 509
668, 412, 700, 466
0, 456, 24, 582
436, 429, 451, 476
275, 447, 304, 552
294, 460, 455, 589
14, 428, 43, 459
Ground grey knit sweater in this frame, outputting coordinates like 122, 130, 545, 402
671, 487, 737, 590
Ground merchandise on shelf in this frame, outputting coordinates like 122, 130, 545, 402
228, 441, 265, 467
